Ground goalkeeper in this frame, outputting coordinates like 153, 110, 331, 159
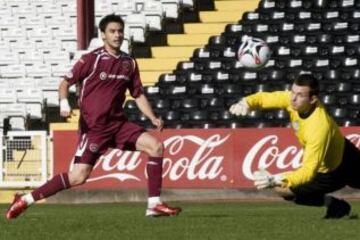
230, 74, 360, 219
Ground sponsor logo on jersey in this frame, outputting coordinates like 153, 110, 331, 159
99, 71, 129, 81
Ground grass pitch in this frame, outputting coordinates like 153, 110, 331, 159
1, 201, 360, 240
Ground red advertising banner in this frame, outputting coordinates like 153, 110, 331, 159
52, 127, 360, 189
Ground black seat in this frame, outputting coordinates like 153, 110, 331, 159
186, 72, 206, 87
247, 110, 263, 120
193, 48, 210, 59
337, 82, 352, 93
242, 11, 260, 23
226, 121, 244, 129
317, 33, 333, 44
194, 83, 216, 96
124, 100, 138, 113
254, 83, 272, 92
275, 109, 289, 120
321, 94, 336, 106
163, 110, 180, 121
290, 34, 306, 44
219, 110, 235, 122
153, 98, 170, 111
170, 99, 181, 110
348, 94, 360, 105
201, 97, 225, 110
176, 61, 195, 71
144, 86, 160, 99
345, 44, 360, 56
341, 119, 360, 127
329, 107, 347, 119
213, 71, 231, 84
220, 84, 243, 97
189, 110, 208, 122
181, 98, 199, 111
162, 85, 187, 98
324, 69, 340, 81
208, 35, 226, 47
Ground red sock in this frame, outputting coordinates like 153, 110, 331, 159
31, 173, 70, 201
147, 157, 163, 197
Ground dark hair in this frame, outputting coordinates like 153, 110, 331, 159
99, 14, 124, 33
294, 74, 319, 96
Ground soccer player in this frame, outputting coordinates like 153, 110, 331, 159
230, 74, 360, 219
6, 14, 181, 220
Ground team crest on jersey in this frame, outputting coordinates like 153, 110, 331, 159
89, 143, 99, 153
122, 60, 132, 76
99, 71, 107, 80
292, 121, 300, 131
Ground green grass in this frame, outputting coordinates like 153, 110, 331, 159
1, 201, 360, 240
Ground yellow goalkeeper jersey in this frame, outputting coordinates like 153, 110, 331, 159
245, 91, 345, 188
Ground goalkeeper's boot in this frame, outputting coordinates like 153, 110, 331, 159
146, 202, 182, 217
5, 193, 28, 220
324, 198, 351, 219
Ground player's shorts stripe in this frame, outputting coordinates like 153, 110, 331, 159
75, 134, 88, 157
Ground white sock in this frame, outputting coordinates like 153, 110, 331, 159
147, 196, 161, 208
21, 193, 35, 205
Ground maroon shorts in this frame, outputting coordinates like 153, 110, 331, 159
73, 121, 145, 166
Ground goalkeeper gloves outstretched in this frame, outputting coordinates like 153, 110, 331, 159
253, 168, 284, 189
229, 98, 249, 116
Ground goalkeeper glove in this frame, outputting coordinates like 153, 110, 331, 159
229, 98, 249, 116
253, 168, 284, 190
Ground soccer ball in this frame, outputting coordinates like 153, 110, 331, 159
237, 35, 271, 69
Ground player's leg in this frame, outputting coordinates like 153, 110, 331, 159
341, 139, 360, 189
6, 132, 102, 220
277, 173, 350, 218
5, 163, 93, 220
135, 132, 181, 217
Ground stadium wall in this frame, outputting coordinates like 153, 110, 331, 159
47, 127, 360, 203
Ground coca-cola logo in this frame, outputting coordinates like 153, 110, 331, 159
242, 135, 302, 180
69, 134, 230, 183
243, 133, 360, 181
161, 134, 229, 181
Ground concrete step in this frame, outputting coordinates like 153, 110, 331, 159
184, 23, 226, 34
199, 10, 242, 23
137, 58, 187, 71
167, 33, 210, 46
140, 71, 170, 85
50, 122, 78, 131
151, 46, 195, 58
215, 0, 259, 11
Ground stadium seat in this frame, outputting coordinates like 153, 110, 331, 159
143, 0, 164, 31
126, 13, 147, 43
0, 64, 26, 78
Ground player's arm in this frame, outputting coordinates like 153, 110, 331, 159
255, 126, 330, 190
134, 94, 163, 131
58, 54, 93, 117
283, 131, 330, 187
282, 127, 331, 188
59, 79, 71, 117
230, 91, 290, 116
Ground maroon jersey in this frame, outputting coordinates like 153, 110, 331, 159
65, 47, 144, 131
